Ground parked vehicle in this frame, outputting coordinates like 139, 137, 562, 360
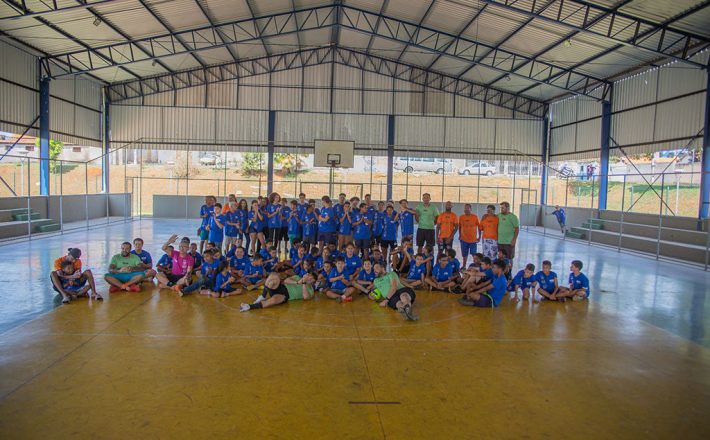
393, 157, 453, 174
458, 161, 496, 176
199, 153, 223, 166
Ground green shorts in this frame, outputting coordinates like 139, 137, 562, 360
199, 227, 209, 241
288, 234, 301, 243
105, 271, 147, 283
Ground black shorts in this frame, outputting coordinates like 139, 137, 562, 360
267, 227, 280, 244
380, 240, 397, 252
318, 231, 336, 245
166, 273, 184, 284
472, 293, 494, 308
303, 235, 316, 246
266, 284, 290, 302
355, 238, 370, 250
387, 287, 416, 309
416, 229, 435, 248
280, 227, 289, 242
498, 243, 515, 259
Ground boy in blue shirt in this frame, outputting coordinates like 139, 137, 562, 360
316, 260, 333, 292
343, 243, 362, 278
287, 200, 301, 249
391, 237, 414, 274
301, 203, 318, 247
370, 248, 386, 269
198, 195, 215, 253
179, 249, 219, 296
325, 257, 355, 302
535, 260, 560, 301
239, 255, 265, 291
263, 246, 279, 273
353, 259, 376, 295
401, 253, 427, 289
557, 260, 590, 301
380, 205, 399, 255
460, 256, 493, 292
395, 199, 416, 242
337, 201, 354, 251
229, 246, 250, 278
509, 263, 537, 302
372, 201, 386, 251
224, 202, 241, 252
547, 205, 567, 233
131, 237, 157, 281
352, 203, 373, 259
213, 261, 239, 298
317, 196, 337, 251
157, 246, 174, 274
208, 203, 226, 251
425, 253, 457, 292
458, 259, 508, 308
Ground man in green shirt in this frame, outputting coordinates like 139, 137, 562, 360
104, 242, 151, 292
497, 201, 520, 259
372, 262, 418, 321
240, 272, 316, 311
415, 193, 439, 253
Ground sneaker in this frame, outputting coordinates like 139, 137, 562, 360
254, 294, 266, 304
178, 290, 185, 297
458, 297, 476, 306
109, 286, 121, 293
341, 295, 353, 303
167, 282, 175, 288
129, 285, 141, 292
239, 303, 250, 312
452, 286, 464, 294
572, 295, 585, 302
402, 304, 418, 321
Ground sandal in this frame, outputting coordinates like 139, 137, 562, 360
61, 296, 71, 304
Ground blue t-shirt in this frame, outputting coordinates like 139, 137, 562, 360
302, 212, 317, 237
208, 214, 226, 242
512, 270, 536, 289
372, 211, 385, 236
230, 255, 250, 272
267, 204, 282, 228
287, 209, 301, 235
370, 256, 386, 268
481, 267, 494, 282
215, 272, 235, 292
358, 269, 375, 283
157, 254, 172, 269
489, 274, 508, 306
338, 212, 353, 235
249, 210, 265, 231
189, 251, 203, 269
569, 272, 590, 297
553, 208, 566, 224
399, 210, 415, 237
280, 205, 291, 226
264, 255, 278, 272
199, 204, 214, 227
449, 258, 461, 273
224, 211, 239, 237
294, 266, 308, 277
200, 259, 220, 278
382, 213, 398, 241
289, 247, 299, 261
352, 212, 371, 240
344, 254, 362, 273
244, 264, 264, 282
328, 268, 350, 290
130, 249, 152, 265
297, 202, 307, 218
259, 248, 271, 260
535, 271, 558, 292
318, 206, 336, 233
333, 203, 345, 226
407, 263, 426, 281
432, 263, 453, 282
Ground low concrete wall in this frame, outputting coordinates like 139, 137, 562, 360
521, 204, 600, 231
0, 194, 132, 222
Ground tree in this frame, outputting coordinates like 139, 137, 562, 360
274, 153, 306, 176
241, 152, 265, 176
35, 138, 64, 173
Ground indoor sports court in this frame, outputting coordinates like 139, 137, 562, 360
1, 1, 709, 439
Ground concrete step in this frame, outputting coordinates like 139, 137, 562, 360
596, 219, 708, 247
0, 218, 59, 239
581, 222, 603, 230
0, 208, 31, 222
36, 223, 60, 233
566, 230, 585, 239
585, 229, 708, 264
12, 212, 40, 221
599, 210, 705, 231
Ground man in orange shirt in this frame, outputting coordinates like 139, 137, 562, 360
458, 203, 480, 268
436, 201, 458, 253
51, 248, 101, 303
479, 204, 499, 260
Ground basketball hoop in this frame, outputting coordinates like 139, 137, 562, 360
327, 153, 341, 168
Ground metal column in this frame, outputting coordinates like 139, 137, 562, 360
267, 110, 276, 195
39, 77, 50, 196
540, 115, 549, 206
699, 64, 710, 219
102, 96, 110, 193
386, 114, 395, 201
598, 99, 612, 210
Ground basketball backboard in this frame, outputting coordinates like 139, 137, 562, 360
314, 140, 355, 168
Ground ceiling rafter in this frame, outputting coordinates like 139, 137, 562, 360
192, 0, 240, 64
0, 0, 118, 22
394, 0, 437, 64
423, 3, 489, 71
105, 45, 546, 117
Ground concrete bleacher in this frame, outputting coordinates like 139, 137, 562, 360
521, 204, 709, 265
0, 208, 60, 239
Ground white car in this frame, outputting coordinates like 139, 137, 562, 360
393, 157, 453, 174
199, 154, 223, 166
458, 161, 496, 176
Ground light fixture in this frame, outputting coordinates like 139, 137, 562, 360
93, 16, 102, 26
564, 39, 572, 47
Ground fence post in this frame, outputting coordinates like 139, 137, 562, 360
618, 174, 626, 252
85, 162, 89, 229
656, 173, 665, 260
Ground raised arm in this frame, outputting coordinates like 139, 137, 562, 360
162, 234, 178, 253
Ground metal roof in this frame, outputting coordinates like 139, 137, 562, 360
0, 0, 707, 104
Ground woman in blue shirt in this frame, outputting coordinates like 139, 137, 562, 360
248, 200, 266, 256
380, 205, 399, 255
265, 192, 283, 249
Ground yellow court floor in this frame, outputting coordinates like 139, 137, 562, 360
1, 220, 709, 439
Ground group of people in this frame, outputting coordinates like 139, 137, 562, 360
50, 192, 590, 321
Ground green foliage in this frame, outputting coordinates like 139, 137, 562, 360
274, 153, 307, 177
241, 152, 265, 176
35, 138, 64, 173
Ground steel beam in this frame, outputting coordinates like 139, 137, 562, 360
103, 92, 110, 193
394, 0, 436, 63
699, 61, 710, 219
477, 0, 710, 69
540, 114, 549, 205
106, 46, 546, 117
387, 114, 395, 200
598, 99, 612, 210
39, 77, 50, 196
0, 0, 117, 22
267, 110, 275, 195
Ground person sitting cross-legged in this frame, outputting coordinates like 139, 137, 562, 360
104, 242, 151, 293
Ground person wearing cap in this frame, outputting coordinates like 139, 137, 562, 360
51, 248, 101, 303
104, 242, 151, 292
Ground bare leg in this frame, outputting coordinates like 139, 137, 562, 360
50, 272, 71, 303
104, 275, 128, 290
155, 272, 169, 288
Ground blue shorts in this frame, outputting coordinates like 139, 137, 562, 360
460, 241, 478, 258
318, 232, 336, 245
105, 271, 147, 283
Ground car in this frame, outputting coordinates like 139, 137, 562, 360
199, 154, 223, 166
458, 161, 496, 176
393, 157, 453, 174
